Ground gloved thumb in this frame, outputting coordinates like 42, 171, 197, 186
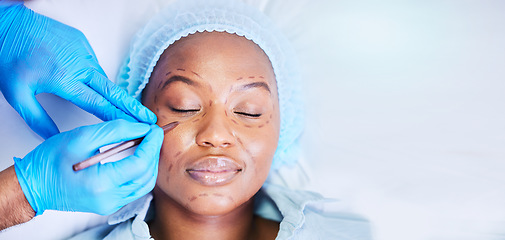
6, 88, 59, 139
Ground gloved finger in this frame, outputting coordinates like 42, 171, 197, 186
86, 70, 157, 124
55, 77, 139, 123
116, 171, 158, 208
4, 88, 59, 139
73, 119, 151, 155
101, 125, 163, 186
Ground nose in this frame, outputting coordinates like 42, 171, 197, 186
195, 109, 234, 148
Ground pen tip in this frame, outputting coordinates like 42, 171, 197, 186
162, 121, 179, 133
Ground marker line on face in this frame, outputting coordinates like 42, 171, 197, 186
191, 70, 202, 79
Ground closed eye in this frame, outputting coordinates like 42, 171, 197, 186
171, 108, 200, 113
234, 111, 262, 118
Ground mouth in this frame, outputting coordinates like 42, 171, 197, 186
186, 156, 243, 186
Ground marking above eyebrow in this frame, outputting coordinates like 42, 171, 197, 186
191, 71, 202, 79
236, 77, 243, 81
176, 68, 186, 72
161, 75, 200, 90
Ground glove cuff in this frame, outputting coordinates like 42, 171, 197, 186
13, 157, 44, 216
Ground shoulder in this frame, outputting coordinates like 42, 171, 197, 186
259, 184, 373, 240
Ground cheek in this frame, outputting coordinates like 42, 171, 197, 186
156, 127, 194, 185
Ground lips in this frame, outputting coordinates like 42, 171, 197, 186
186, 156, 242, 186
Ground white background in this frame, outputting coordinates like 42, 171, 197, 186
1, 0, 504, 239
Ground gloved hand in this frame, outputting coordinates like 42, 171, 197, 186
13, 119, 163, 216
0, 3, 156, 139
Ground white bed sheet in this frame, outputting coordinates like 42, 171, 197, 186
1, 0, 504, 239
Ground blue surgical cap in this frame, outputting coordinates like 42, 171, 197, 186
117, 0, 303, 170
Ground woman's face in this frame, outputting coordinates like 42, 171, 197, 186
143, 31, 280, 216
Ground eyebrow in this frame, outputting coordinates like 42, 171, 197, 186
237, 81, 271, 94
161, 75, 200, 89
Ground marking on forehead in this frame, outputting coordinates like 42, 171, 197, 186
258, 76, 264, 79
248, 76, 255, 79
191, 71, 202, 79
176, 68, 186, 72
236, 77, 243, 81
165, 71, 172, 76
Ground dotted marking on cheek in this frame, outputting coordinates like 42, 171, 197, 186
174, 151, 182, 158
269, 114, 273, 119
154, 95, 158, 104
201, 112, 207, 118
189, 196, 197, 201
199, 193, 208, 197
237, 137, 244, 146
160, 115, 168, 119
168, 164, 173, 172
155, 107, 160, 113
258, 124, 264, 128
209, 100, 212, 106
244, 125, 252, 128
224, 111, 228, 117
265, 120, 270, 124
192, 118, 201, 123
231, 119, 238, 125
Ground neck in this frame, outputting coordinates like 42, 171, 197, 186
149, 188, 256, 240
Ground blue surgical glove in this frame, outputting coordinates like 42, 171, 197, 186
0, 3, 156, 139
13, 120, 163, 216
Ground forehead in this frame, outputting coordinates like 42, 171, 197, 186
153, 31, 277, 89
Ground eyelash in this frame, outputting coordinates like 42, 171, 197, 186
170, 108, 200, 113
235, 112, 262, 118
